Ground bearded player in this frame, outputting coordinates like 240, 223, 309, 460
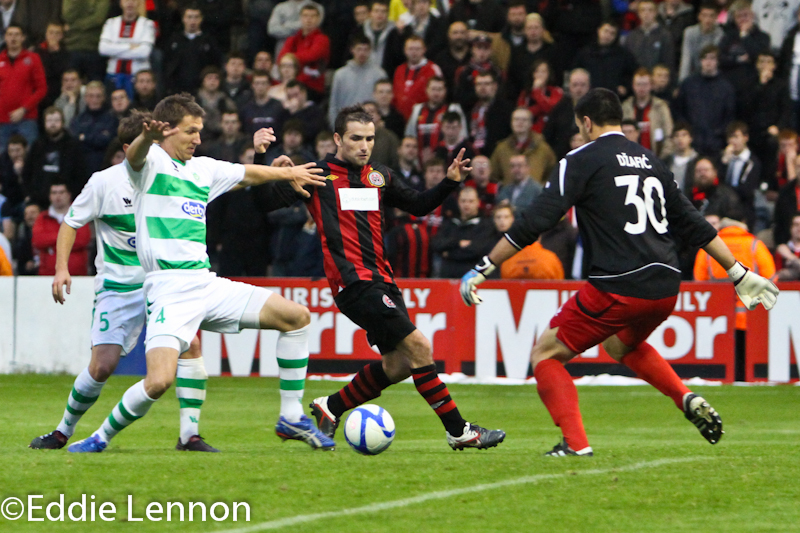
256, 105, 505, 450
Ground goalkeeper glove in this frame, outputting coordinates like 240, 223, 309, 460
726, 261, 779, 311
460, 256, 496, 306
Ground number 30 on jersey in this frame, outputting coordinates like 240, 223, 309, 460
615, 175, 669, 235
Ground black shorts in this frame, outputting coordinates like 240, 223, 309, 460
334, 281, 417, 355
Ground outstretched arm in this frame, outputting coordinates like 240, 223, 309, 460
236, 128, 326, 195
384, 148, 471, 215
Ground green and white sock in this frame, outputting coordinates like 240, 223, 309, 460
96, 380, 155, 443
176, 357, 207, 445
277, 325, 309, 423
57, 368, 104, 438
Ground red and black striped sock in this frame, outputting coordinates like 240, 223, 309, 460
327, 361, 393, 418
411, 364, 465, 436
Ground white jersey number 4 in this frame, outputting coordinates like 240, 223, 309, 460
615, 175, 669, 235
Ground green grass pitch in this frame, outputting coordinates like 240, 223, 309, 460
1, 375, 799, 532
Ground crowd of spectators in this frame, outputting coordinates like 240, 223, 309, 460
1, 0, 800, 284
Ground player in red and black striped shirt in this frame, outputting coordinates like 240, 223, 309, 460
276, 105, 505, 450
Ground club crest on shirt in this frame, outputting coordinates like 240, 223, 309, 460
382, 294, 396, 308
127, 236, 136, 249
368, 170, 385, 187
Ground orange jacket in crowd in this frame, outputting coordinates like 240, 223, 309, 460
501, 242, 564, 280
0, 246, 11, 276
31, 210, 91, 276
694, 225, 775, 330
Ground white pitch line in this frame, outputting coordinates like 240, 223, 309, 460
218, 456, 706, 533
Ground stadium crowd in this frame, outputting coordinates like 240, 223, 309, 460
1, 0, 800, 286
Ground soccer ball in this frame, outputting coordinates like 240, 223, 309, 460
344, 404, 395, 455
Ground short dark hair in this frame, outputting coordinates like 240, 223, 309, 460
599, 19, 619, 30
475, 70, 498, 84
699, 1, 721, 12
227, 51, 246, 63
423, 157, 445, 172
508, 0, 527, 9
135, 69, 155, 81
239, 142, 255, 156
493, 204, 515, 216
251, 69, 271, 81
672, 121, 692, 136
43, 106, 64, 122
316, 130, 334, 144
574, 88, 623, 127
427, 76, 445, 87
726, 120, 749, 138
285, 79, 307, 92
369, 0, 389, 9
700, 44, 719, 59
118, 110, 153, 145
4, 23, 25, 34
374, 78, 392, 89
7, 134, 27, 149
757, 50, 776, 61
283, 119, 305, 138
350, 33, 371, 48
153, 93, 205, 127
182, 3, 202, 16
621, 118, 639, 130
441, 111, 462, 124
301, 4, 320, 15
200, 65, 222, 81
334, 105, 373, 137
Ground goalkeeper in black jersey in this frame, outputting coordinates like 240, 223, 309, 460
460, 88, 778, 456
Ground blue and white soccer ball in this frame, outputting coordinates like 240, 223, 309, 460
344, 404, 395, 455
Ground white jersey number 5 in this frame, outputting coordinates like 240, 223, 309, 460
615, 175, 669, 235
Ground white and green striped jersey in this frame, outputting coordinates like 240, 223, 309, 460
125, 144, 245, 273
64, 163, 144, 294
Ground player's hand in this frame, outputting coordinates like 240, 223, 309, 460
728, 261, 779, 311
142, 119, 179, 143
52, 268, 72, 305
459, 256, 496, 306
289, 162, 325, 198
271, 154, 294, 168
446, 148, 472, 183
254, 128, 276, 154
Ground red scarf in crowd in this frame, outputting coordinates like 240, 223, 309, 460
692, 177, 719, 202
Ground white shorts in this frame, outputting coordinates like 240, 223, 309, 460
91, 289, 146, 355
143, 270, 273, 353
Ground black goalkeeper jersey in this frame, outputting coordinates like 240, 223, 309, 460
505, 131, 717, 299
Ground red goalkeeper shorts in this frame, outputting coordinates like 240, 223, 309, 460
550, 282, 677, 354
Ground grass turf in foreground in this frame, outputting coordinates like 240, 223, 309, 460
0, 375, 798, 532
